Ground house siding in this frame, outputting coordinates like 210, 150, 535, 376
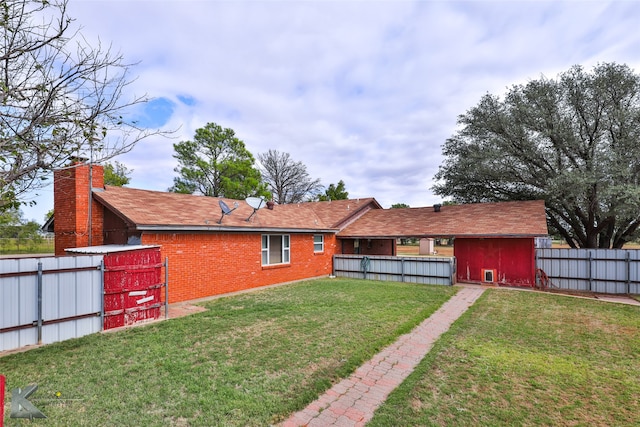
141, 232, 336, 303
103, 209, 131, 244
52, 163, 547, 302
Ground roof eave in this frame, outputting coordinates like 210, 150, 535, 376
332, 201, 382, 229
92, 192, 137, 227
337, 233, 549, 239
453, 233, 549, 238
134, 225, 339, 234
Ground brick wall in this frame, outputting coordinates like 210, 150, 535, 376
53, 163, 104, 255
53, 163, 339, 303
142, 232, 337, 303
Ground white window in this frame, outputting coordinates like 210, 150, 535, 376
262, 234, 290, 265
313, 234, 324, 252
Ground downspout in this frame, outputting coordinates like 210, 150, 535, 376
88, 162, 93, 246
37, 262, 43, 344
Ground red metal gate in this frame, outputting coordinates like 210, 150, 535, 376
66, 245, 166, 330
102, 246, 164, 329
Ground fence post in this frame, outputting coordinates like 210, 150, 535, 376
626, 251, 631, 295
450, 258, 456, 286
400, 258, 405, 282
37, 262, 43, 345
100, 260, 105, 331
588, 251, 593, 292
331, 254, 335, 277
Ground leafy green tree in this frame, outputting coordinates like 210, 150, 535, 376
0, 206, 42, 252
170, 122, 268, 199
433, 62, 640, 249
258, 149, 323, 204
104, 161, 132, 186
317, 180, 349, 201
17, 220, 43, 252
0, 0, 160, 211
0, 206, 23, 233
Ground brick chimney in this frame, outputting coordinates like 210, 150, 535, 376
53, 162, 105, 255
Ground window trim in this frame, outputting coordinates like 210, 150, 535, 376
261, 234, 290, 266
313, 234, 324, 253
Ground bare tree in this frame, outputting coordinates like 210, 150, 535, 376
258, 149, 323, 204
0, 0, 163, 209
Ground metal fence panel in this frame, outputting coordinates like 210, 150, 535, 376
0, 255, 103, 352
536, 248, 640, 294
1, 259, 39, 352
42, 256, 103, 345
333, 255, 454, 286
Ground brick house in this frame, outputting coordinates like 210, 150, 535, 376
53, 163, 381, 303
53, 163, 548, 302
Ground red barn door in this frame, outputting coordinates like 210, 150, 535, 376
454, 238, 535, 287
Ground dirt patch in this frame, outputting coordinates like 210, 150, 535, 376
537, 288, 640, 306
166, 304, 207, 319
396, 245, 454, 257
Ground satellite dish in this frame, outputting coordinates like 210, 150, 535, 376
246, 197, 265, 210
217, 200, 239, 224
245, 196, 266, 221
219, 200, 232, 214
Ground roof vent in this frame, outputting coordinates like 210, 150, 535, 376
433, 204, 442, 212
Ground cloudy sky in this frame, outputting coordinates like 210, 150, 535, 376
22, 0, 640, 222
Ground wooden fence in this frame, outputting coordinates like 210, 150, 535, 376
333, 255, 456, 286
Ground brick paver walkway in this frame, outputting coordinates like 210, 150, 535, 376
281, 285, 486, 427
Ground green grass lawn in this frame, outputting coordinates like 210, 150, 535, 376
369, 289, 640, 427
2, 282, 638, 426
0, 278, 454, 426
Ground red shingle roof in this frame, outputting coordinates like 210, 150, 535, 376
338, 200, 548, 238
93, 186, 380, 231
93, 187, 547, 238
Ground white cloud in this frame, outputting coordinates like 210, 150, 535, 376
20, 0, 640, 222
